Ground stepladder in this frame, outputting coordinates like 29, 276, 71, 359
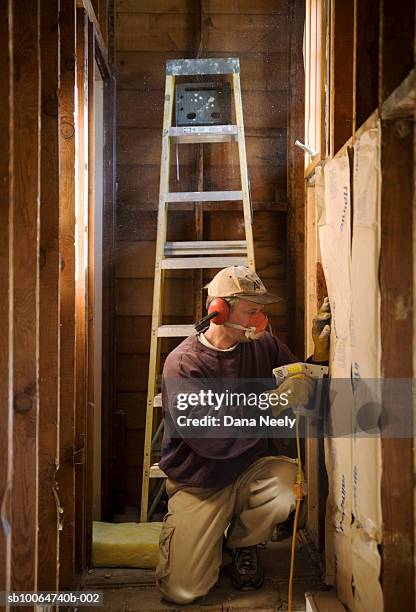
140, 58, 256, 522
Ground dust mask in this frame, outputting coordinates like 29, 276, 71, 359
224, 311, 269, 340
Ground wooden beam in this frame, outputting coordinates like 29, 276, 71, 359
330, 0, 354, 155
380, 118, 414, 612
86, 21, 97, 530
76, 0, 109, 68
354, 0, 379, 128
57, 0, 77, 590
379, 0, 415, 103
74, 7, 89, 579
100, 40, 117, 526
38, 0, 60, 591
0, 0, 12, 596
193, 0, 202, 56
287, 0, 305, 358
11, 0, 40, 592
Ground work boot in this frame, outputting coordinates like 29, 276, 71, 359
230, 545, 265, 590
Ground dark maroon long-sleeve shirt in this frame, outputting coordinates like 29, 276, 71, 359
159, 331, 300, 487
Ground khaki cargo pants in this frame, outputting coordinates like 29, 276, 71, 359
156, 455, 298, 605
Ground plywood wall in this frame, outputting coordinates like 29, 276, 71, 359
114, 0, 295, 510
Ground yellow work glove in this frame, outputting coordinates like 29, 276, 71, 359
312, 297, 331, 361
277, 374, 316, 416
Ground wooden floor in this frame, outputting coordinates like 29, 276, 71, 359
80, 531, 331, 611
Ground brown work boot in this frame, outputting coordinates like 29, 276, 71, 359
230, 545, 265, 590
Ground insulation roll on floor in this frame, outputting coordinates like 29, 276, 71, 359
92, 521, 163, 568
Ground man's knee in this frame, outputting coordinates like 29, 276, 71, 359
157, 576, 201, 605
252, 456, 298, 488
248, 475, 296, 523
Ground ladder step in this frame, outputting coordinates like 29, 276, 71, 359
161, 256, 248, 269
165, 191, 243, 202
166, 57, 239, 76
157, 325, 196, 337
149, 463, 167, 479
165, 240, 247, 256
169, 125, 238, 144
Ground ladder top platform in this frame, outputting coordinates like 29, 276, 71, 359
166, 57, 240, 76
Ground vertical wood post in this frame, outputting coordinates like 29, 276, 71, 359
11, 0, 41, 595
74, 7, 89, 578
287, 0, 306, 358
100, 10, 117, 526
86, 20, 96, 534
0, 0, 13, 599
57, 0, 77, 590
38, 0, 61, 591
380, 118, 414, 612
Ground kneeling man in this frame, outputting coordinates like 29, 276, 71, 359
156, 266, 330, 604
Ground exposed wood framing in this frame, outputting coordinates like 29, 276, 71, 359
1, 0, 115, 590
287, 0, 306, 358
11, 0, 40, 592
414, 83, 416, 607
86, 20, 96, 533
354, 0, 379, 128
57, 0, 77, 589
38, 0, 61, 591
0, 0, 12, 597
75, 7, 89, 578
304, 183, 318, 365
304, 172, 328, 551
304, 0, 326, 173
304, 1, 415, 604
77, 0, 109, 66
100, 35, 117, 524
329, 0, 354, 155
380, 119, 414, 612
379, 0, 415, 103
379, 2, 415, 605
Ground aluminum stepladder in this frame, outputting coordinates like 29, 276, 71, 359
140, 58, 255, 522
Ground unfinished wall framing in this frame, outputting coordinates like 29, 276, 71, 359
303, 0, 415, 609
0, 0, 116, 596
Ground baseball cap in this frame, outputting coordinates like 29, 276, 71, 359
204, 266, 283, 304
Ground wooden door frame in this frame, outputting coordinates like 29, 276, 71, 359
93, 26, 116, 529
75, 13, 115, 571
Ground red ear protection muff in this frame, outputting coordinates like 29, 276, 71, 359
194, 297, 231, 332
207, 297, 230, 325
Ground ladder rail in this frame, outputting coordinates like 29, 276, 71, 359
233, 72, 256, 271
140, 74, 175, 523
